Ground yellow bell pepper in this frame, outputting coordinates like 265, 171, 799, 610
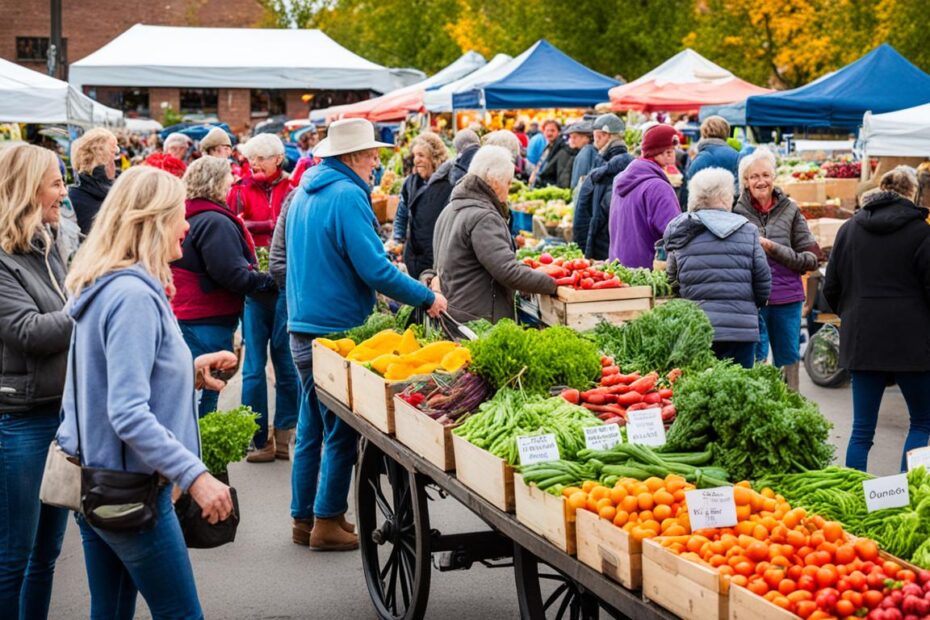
384, 362, 415, 382
315, 338, 340, 353
346, 345, 380, 363
397, 328, 420, 355
359, 329, 403, 355
370, 353, 401, 375
412, 362, 441, 376
440, 348, 471, 372
405, 341, 458, 365
335, 338, 356, 357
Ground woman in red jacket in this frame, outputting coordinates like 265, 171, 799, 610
227, 134, 299, 462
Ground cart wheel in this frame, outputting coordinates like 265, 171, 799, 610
803, 324, 849, 388
356, 440, 431, 620
513, 544, 626, 620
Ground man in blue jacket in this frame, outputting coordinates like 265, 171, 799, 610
686, 116, 739, 183
285, 118, 447, 551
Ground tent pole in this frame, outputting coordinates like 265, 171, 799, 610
48, 0, 62, 78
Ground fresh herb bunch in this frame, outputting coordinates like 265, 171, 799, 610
599, 261, 673, 297
665, 361, 834, 480
516, 242, 584, 261
330, 305, 415, 343
590, 299, 714, 375
199, 406, 260, 475
464, 320, 601, 394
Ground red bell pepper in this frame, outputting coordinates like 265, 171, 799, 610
592, 278, 621, 289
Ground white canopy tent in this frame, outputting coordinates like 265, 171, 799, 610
69, 24, 425, 94
424, 53, 514, 112
0, 57, 122, 126
860, 103, 930, 157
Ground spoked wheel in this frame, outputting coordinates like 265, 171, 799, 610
804, 323, 849, 388
356, 440, 432, 620
514, 544, 626, 620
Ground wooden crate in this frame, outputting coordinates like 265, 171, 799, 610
783, 180, 827, 204
451, 434, 515, 512
311, 341, 351, 408
538, 286, 652, 330
575, 509, 642, 589
514, 474, 576, 555
393, 396, 456, 471
642, 538, 728, 620
386, 195, 400, 222
349, 363, 406, 434
728, 584, 795, 620
652, 296, 674, 308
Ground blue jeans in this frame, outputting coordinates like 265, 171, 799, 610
290, 333, 359, 519
755, 302, 803, 367
712, 341, 756, 369
76, 487, 202, 620
242, 294, 299, 446
847, 370, 930, 472
0, 413, 68, 620
178, 321, 236, 418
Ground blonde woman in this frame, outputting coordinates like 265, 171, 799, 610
0, 144, 71, 620
56, 166, 236, 618
68, 128, 119, 234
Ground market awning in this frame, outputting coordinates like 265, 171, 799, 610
742, 44, 930, 129
424, 54, 513, 113
451, 40, 620, 110
609, 49, 771, 113
0, 57, 122, 126
68, 24, 424, 94
860, 102, 930, 157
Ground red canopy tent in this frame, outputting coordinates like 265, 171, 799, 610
609, 49, 771, 113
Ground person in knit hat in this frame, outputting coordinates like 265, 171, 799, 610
607, 124, 682, 268
199, 126, 233, 159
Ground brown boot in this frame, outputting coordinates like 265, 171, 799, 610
292, 518, 313, 545
246, 431, 276, 463
337, 514, 356, 534
783, 362, 800, 392
309, 516, 359, 551
274, 428, 293, 460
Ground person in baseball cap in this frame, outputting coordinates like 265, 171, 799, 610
592, 114, 627, 160
200, 126, 232, 158
606, 123, 682, 269
565, 120, 598, 189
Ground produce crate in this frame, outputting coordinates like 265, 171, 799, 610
642, 538, 728, 620
728, 584, 794, 620
652, 296, 674, 308
575, 508, 642, 589
538, 286, 652, 330
783, 180, 826, 204
312, 341, 352, 408
514, 474, 576, 554
807, 217, 846, 250
349, 363, 407, 435
386, 195, 400, 222
451, 434, 515, 512
393, 396, 456, 471
372, 195, 389, 224
825, 177, 859, 209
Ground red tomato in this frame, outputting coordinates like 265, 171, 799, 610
816, 566, 838, 588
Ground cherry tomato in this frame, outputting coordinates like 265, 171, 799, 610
816, 566, 838, 588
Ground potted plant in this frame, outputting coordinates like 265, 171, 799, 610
198, 405, 259, 484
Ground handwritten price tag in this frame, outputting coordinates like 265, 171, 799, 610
907, 447, 930, 473
626, 408, 666, 447
863, 474, 910, 512
517, 434, 560, 466
685, 487, 738, 530
584, 424, 622, 451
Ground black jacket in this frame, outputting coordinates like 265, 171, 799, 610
824, 191, 930, 371
0, 235, 72, 414
403, 162, 455, 280
572, 150, 635, 260
449, 144, 479, 186
536, 139, 576, 189
69, 166, 112, 235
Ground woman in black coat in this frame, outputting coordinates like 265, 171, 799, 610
68, 128, 119, 235
400, 132, 452, 280
824, 167, 930, 472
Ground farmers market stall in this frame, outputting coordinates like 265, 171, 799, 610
860, 103, 930, 158
424, 54, 514, 113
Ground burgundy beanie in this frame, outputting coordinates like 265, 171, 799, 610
641, 124, 679, 158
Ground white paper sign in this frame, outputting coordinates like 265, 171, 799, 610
863, 474, 910, 512
517, 434, 560, 465
584, 424, 623, 451
685, 487, 738, 530
626, 408, 666, 447
907, 447, 930, 473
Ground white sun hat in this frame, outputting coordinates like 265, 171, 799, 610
312, 118, 392, 158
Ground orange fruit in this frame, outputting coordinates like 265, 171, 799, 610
581, 480, 596, 493
599, 505, 617, 521
609, 486, 627, 504
620, 495, 639, 513
644, 477, 665, 492
590, 486, 610, 501
567, 492, 587, 511
653, 504, 672, 521
637, 493, 654, 511
613, 510, 629, 527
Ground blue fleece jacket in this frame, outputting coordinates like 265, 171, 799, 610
285, 158, 435, 334
56, 265, 206, 491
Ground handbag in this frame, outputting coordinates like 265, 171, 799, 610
175, 487, 240, 548
38, 439, 82, 511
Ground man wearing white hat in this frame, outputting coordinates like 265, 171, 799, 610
284, 118, 447, 551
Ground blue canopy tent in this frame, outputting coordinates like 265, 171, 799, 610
452, 40, 620, 110
738, 44, 930, 129
699, 101, 747, 126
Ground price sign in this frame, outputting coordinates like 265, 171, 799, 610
863, 474, 910, 512
584, 424, 623, 451
907, 447, 930, 472
626, 408, 666, 447
685, 487, 738, 530
517, 434, 560, 466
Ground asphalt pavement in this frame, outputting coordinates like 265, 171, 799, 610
48, 369, 912, 619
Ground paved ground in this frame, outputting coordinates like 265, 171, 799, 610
48, 370, 913, 619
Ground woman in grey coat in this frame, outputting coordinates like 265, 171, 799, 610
664, 168, 772, 368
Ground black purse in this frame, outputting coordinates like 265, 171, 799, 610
175, 487, 240, 548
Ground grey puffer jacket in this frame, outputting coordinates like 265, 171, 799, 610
664, 210, 772, 342
432, 174, 557, 324
0, 233, 72, 414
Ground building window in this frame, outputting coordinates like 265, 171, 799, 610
251, 89, 286, 119
16, 37, 67, 63
180, 88, 218, 116
84, 87, 150, 117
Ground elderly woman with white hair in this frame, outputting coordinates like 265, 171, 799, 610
664, 168, 771, 368
824, 167, 930, 472
734, 149, 820, 388
227, 133, 299, 462
430, 145, 557, 325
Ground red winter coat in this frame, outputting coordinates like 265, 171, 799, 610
226, 171, 291, 247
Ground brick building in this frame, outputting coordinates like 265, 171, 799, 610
0, 0, 391, 132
